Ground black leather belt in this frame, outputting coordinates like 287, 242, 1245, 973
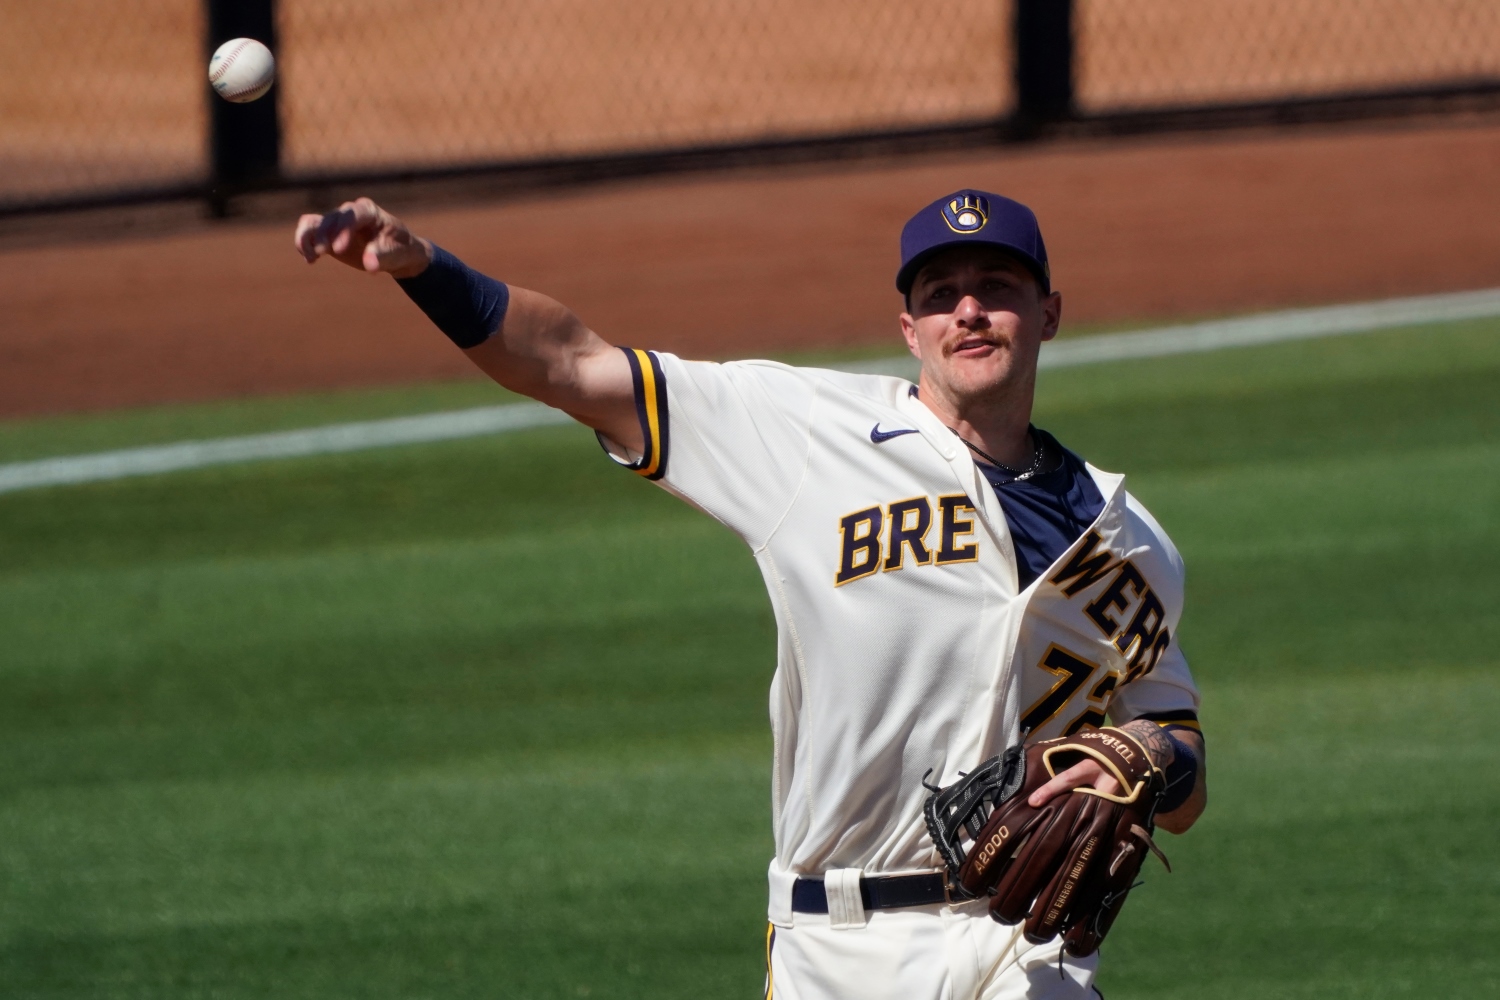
791, 872, 949, 913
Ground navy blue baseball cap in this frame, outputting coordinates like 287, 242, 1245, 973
896, 190, 1050, 296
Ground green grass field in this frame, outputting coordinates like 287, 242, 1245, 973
3, 320, 1498, 999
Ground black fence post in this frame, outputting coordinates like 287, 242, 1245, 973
206, 0, 281, 214
1014, 0, 1074, 132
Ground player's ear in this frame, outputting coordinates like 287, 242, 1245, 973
1039, 290, 1062, 343
899, 310, 923, 359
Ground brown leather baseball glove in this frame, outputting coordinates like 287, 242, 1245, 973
923, 728, 1170, 956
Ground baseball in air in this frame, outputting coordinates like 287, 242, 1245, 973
209, 38, 276, 103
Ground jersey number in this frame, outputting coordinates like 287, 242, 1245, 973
1019, 645, 1096, 734
1019, 645, 1118, 737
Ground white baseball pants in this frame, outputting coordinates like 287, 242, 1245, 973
765, 901, 1101, 1000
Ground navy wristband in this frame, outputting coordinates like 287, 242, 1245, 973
1159, 731, 1199, 814
395, 244, 509, 349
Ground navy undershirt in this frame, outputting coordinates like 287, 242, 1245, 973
976, 428, 1105, 590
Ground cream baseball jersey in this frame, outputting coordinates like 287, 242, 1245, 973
601, 350, 1200, 907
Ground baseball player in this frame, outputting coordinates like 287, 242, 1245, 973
293, 188, 1207, 999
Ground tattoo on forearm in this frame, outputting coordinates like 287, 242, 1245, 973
1118, 719, 1175, 769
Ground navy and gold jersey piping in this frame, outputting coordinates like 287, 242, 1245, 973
763, 923, 775, 999
1135, 709, 1201, 732
612, 347, 670, 480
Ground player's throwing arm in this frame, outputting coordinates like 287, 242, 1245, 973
294, 198, 642, 451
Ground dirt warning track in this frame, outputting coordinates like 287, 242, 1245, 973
4, 121, 1500, 418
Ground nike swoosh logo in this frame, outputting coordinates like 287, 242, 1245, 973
870, 424, 920, 444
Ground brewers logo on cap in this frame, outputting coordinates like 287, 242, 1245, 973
941, 194, 989, 234
896, 188, 1049, 294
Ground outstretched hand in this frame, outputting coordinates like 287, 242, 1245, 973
294, 197, 432, 278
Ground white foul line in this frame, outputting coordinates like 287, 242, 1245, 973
0, 403, 572, 495
2, 287, 1497, 495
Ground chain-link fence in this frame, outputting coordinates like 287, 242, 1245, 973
4, 0, 1500, 214
280, 0, 1011, 176
1077, 0, 1500, 110
1, 0, 207, 208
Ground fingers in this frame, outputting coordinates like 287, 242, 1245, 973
330, 197, 382, 255
367, 235, 433, 277
293, 206, 355, 262
361, 225, 406, 273
294, 213, 324, 262
361, 238, 383, 273
1027, 758, 1122, 807
362, 233, 405, 274
319, 203, 358, 256
1028, 762, 1088, 807
292, 198, 407, 271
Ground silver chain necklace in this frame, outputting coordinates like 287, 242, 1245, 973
958, 428, 1046, 481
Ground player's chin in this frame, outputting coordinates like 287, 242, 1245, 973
937, 351, 1014, 395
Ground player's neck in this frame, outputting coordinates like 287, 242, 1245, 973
916, 374, 1036, 469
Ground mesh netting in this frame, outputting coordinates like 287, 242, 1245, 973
277, 0, 1011, 176
1077, 0, 1500, 110
0, 0, 207, 206
2, 0, 1498, 210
